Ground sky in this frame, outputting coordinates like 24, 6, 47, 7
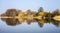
0, 0, 60, 14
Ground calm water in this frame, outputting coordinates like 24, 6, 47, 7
0, 18, 60, 33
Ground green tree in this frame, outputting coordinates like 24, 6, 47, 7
45, 12, 51, 19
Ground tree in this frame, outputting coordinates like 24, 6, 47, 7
45, 11, 52, 19
26, 9, 32, 14
52, 9, 60, 17
35, 7, 44, 16
38, 7, 44, 12
6, 9, 18, 17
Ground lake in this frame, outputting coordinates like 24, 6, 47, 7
0, 18, 60, 33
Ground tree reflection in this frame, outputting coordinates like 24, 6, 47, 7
1, 17, 60, 27
51, 19, 60, 27
1, 18, 19, 26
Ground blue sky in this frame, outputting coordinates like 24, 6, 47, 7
0, 0, 60, 14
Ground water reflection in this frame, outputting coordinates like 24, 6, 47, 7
1, 18, 60, 27
1, 18, 19, 26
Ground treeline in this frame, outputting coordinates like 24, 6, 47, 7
1, 7, 60, 19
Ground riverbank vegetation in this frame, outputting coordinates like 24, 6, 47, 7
1, 7, 60, 21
